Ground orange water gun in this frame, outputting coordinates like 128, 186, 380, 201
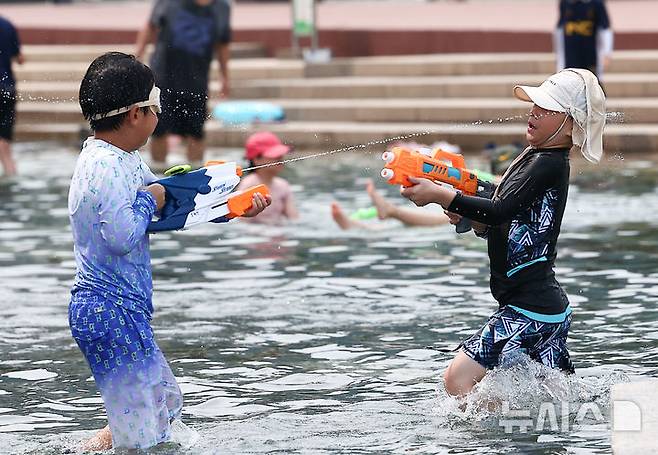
380, 146, 494, 232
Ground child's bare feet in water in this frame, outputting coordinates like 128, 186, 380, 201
331, 202, 353, 230
366, 180, 395, 220
80, 425, 112, 452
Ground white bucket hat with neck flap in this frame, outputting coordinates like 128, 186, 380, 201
513, 68, 606, 163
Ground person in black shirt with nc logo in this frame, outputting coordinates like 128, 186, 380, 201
399, 69, 606, 400
555, 0, 613, 81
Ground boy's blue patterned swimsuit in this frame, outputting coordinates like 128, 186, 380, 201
68, 138, 182, 449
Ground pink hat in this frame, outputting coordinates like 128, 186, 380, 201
245, 132, 291, 160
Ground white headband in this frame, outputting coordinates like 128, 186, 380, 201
90, 85, 161, 121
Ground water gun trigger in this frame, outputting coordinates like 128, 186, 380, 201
164, 164, 192, 176
226, 184, 270, 219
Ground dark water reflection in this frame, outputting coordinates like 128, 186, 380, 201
0, 145, 657, 454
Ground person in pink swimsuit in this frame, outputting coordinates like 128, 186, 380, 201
238, 132, 298, 224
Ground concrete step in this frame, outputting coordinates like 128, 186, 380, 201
13, 59, 305, 82
21, 43, 267, 63
17, 50, 658, 80
14, 50, 658, 83
14, 98, 657, 124
14, 121, 658, 154
272, 98, 650, 123
305, 51, 658, 78
231, 73, 658, 99
17, 73, 658, 102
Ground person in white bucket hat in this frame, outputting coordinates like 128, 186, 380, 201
398, 69, 605, 399
514, 68, 606, 164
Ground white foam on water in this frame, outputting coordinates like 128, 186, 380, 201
169, 419, 200, 449
606, 111, 625, 123
2, 369, 57, 381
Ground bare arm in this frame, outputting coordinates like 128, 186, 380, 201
390, 206, 448, 227
135, 22, 157, 61
215, 43, 230, 97
145, 183, 165, 211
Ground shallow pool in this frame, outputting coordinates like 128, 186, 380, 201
0, 144, 657, 454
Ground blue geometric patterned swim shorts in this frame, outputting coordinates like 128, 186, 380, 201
69, 292, 183, 449
460, 305, 575, 373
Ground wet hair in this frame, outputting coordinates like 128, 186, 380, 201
79, 52, 154, 132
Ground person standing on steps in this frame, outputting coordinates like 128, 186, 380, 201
0, 15, 24, 177
555, 0, 613, 81
135, 0, 231, 171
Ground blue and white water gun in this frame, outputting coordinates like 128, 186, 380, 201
147, 161, 269, 232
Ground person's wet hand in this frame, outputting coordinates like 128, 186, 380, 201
243, 193, 272, 217
443, 210, 462, 225
400, 177, 442, 207
145, 183, 166, 211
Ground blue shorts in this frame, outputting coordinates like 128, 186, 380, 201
69, 293, 183, 449
460, 306, 575, 373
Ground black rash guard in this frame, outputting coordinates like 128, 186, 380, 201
448, 148, 571, 315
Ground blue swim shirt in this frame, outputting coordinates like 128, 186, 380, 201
68, 138, 158, 315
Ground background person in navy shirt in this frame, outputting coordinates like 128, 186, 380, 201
0, 15, 24, 177
555, 0, 613, 81
135, 0, 231, 171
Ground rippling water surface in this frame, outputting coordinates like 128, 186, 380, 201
0, 144, 657, 454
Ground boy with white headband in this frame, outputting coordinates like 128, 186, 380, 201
400, 69, 605, 397
69, 52, 269, 451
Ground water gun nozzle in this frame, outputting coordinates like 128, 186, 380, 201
381, 151, 395, 164
381, 168, 394, 180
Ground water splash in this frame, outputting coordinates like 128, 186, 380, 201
243, 113, 529, 172
434, 354, 629, 434
606, 111, 625, 124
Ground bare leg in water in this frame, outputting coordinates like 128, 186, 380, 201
80, 425, 112, 452
443, 351, 505, 412
332, 180, 449, 230
186, 137, 205, 167
443, 351, 487, 398
331, 202, 371, 230
150, 135, 169, 172
366, 180, 448, 226
150, 135, 205, 172
0, 139, 17, 177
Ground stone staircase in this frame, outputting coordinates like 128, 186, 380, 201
14, 47, 658, 153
